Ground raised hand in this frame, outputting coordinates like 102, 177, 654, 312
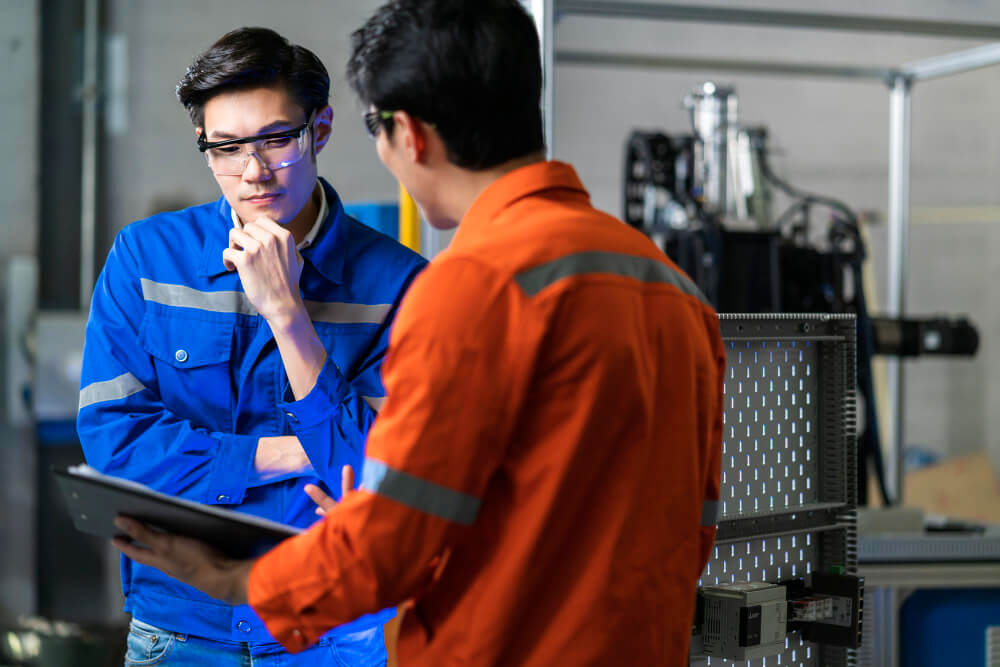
222, 217, 305, 325
304, 465, 356, 518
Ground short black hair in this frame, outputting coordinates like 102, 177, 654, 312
347, 0, 545, 170
177, 27, 330, 128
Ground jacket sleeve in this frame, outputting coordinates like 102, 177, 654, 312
696, 309, 726, 572
248, 258, 531, 651
277, 258, 426, 497
77, 230, 257, 505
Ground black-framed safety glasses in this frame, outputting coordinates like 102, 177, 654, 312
197, 112, 316, 176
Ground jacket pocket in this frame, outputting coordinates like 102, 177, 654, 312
140, 311, 234, 428
142, 312, 233, 368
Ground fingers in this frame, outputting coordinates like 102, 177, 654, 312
342, 465, 355, 498
243, 218, 293, 248
304, 483, 337, 513
114, 516, 161, 549
250, 216, 291, 238
229, 227, 261, 252
112, 517, 168, 569
222, 248, 241, 272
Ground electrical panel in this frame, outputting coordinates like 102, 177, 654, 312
691, 314, 860, 666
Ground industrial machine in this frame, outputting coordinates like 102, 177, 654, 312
623, 82, 979, 510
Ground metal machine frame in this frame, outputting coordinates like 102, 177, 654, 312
523, 0, 1000, 505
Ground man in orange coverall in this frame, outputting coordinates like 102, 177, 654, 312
113, 1, 727, 664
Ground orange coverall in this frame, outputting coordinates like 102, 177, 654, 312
249, 161, 726, 666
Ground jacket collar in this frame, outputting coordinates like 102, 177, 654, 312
200, 177, 346, 285
451, 161, 590, 249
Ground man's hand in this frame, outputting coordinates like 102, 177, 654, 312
223, 217, 305, 325
254, 435, 314, 482
112, 517, 253, 605
304, 465, 356, 518
225, 217, 328, 400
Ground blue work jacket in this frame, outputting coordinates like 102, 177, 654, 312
77, 178, 426, 643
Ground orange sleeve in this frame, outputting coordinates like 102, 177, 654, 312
697, 309, 726, 570
248, 257, 534, 652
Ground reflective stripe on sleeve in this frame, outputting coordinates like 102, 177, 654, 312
141, 278, 392, 325
79, 372, 147, 410
701, 499, 720, 527
514, 250, 709, 305
361, 458, 481, 525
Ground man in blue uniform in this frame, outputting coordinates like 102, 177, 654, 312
76, 26, 426, 666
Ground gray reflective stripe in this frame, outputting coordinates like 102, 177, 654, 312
361, 458, 480, 525
142, 278, 392, 324
141, 279, 256, 315
79, 372, 147, 410
361, 396, 386, 411
305, 300, 392, 325
514, 251, 709, 305
701, 499, 720, 527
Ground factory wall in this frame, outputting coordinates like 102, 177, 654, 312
0, 0, 39, 620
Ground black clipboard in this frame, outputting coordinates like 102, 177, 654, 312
54, 465, 302, 559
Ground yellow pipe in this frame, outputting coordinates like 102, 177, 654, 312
398, 184, 420, 254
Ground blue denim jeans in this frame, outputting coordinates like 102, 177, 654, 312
124, 617, 387, 667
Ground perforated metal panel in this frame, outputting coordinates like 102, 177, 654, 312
721, 341, 820, 517
691, 314, 859, 667
700, 533, 820, 588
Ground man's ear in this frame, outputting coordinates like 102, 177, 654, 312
312, 105, 334, 154
394, 111, 428, 163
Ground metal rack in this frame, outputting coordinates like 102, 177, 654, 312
524, 0, 1000, 505
697, 314, 859, 666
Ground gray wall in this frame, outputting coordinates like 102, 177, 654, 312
1, 0, 39, 263
0, 0, 39, 621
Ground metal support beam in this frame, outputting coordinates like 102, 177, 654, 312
556, 50, 895, 82
886, 75, 912, 505
525, 0, 555, 158
557, 1, 1000, 40
79, 0, 100, 310
903, 41, 1000, 81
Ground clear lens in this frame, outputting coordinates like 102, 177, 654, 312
205, 131, 308, 175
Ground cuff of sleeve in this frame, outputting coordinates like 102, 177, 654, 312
249, 532, 323, 653
207, 433, 257, 505
279, 357, 351, 431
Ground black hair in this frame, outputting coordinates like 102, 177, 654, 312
176, 27, 329, 127
347, 0, 545, 170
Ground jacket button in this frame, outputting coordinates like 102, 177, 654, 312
216, 494, 231, 503
236, 620, 252, 633
285, 411, 299, 424
175, 349, 189, 363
